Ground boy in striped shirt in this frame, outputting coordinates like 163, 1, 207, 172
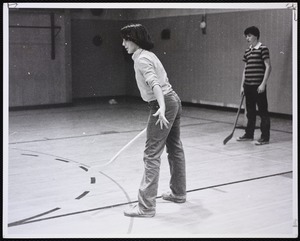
237, 26, 272, 145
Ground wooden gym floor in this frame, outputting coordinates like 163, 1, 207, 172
3, 97, 297, 238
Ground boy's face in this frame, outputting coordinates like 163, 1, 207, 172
245, 34, 258, 46
122, 39, 139, 54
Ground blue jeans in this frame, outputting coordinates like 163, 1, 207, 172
138, 91, 186, 211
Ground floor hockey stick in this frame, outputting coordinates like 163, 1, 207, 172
223, 94, 245, 145
101, 128, 147, 167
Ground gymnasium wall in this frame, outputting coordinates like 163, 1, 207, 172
70, 19, 129, 98
70, 8, 293, 114
9, 9, 72, 107
135, 9, 293, 115
8, 9, 130, 108
8, 9, 293, 115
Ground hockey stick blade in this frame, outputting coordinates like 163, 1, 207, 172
223, 132, 233, 145
223, 94, 245, 145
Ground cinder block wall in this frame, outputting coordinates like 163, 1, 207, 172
9, 9, 293, 115
9, 9, 72, 107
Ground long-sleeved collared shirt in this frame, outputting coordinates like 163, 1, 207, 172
132, 48, 173, 102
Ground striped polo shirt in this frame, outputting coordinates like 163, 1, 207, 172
243, 42, 270, 86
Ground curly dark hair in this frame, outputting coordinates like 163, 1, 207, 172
121, 24, 154, 50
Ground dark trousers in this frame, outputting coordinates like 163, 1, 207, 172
244, 85, 270, 140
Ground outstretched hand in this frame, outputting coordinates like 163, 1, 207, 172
153, 108, 169, 129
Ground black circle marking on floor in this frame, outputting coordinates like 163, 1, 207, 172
8, 148, 133, 233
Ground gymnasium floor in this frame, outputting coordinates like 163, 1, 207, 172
4, 97, 297, 238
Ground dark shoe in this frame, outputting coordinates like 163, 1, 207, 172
255, 138, 269, 145
236, 134, 253, 141
124, 205, 155, 218
162, 192, 186, 203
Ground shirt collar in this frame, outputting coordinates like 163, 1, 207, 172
250, 42, 262, 50
132, 48, 143, 60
